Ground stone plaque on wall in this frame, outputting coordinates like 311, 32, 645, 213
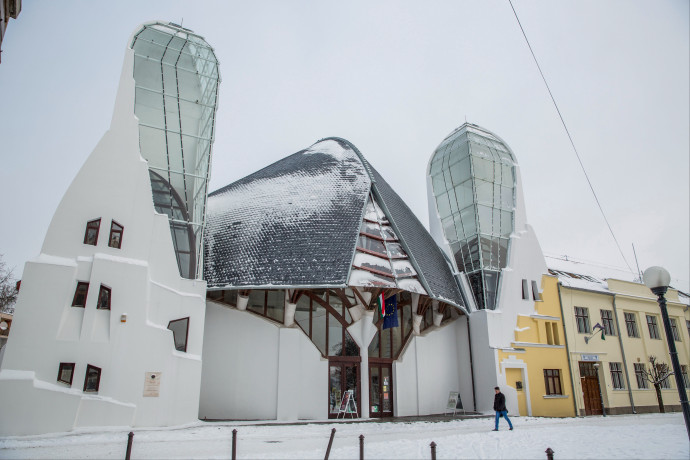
143, 372, 161, 397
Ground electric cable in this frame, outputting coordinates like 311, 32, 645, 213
508, 0, 634, 274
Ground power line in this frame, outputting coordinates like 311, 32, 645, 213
507, 0, 634, 274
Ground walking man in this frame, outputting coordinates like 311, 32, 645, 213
493, 386, 513, 431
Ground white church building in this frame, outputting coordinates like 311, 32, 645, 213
0, 22, 558, 436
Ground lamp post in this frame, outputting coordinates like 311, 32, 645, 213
593, 363, 606, 417
643, 266, 690, 439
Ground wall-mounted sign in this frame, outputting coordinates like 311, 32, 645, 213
143, 372, 161, 397
581, 354, 599, 362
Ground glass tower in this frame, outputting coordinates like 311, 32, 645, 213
428, 123, 516, 309
131, 22, 220, 279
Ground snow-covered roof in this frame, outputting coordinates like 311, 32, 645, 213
546, 254, 638, 293
203, 137, 466, 309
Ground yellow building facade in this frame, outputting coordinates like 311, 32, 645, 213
497, 274, 576, 417
554, 261, 690, 416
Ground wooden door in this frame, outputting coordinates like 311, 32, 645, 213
579, 362, 603, 416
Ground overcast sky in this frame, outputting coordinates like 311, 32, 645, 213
1, 0, 688, 292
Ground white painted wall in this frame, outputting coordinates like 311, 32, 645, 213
200, 302, 326, 421
394, 318, 472, 416
0, 33, 206, 436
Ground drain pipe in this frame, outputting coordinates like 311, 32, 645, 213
612, 294, 636, 414
557, 282, 579, 417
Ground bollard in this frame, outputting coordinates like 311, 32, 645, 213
359, 434, 364, 460
430, 441, 437, 460
324, 428, 336, 460
546, 447, 554, 460
125, 431, 134, 460
232, 429, 237, 460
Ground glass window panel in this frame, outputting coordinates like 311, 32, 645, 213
266, 290, 284, 322
501, 210, 512, 237
358, 235, 387, 255
452, 214, 465, 240
442, 168, 453, 192
391, 320, 403, 357
329, 365, 341, 414
475, 180, 493, 206
436, 192, 451, 219
223, 290, 238, 306
442, 216, 457, 242
402, 303, 412, 339
381, 327, 392, 358
167, 317, 189, 352
312, 302, 327, 356
499, 238, 509, 267
380, 226, 397, 241
501, 186, 513, 209
247, 290, 265, 315
328, 312, 343, 356
472, 156, 493, 182
432, 173, 446, 196
492, 208, 501, 235
295, 296, 311, 336
386, 242, 406, 258
361, 221, 382, 238
368, 330, 380, 358
455, 180, 474, 210
460, 205, 476, 237
502, 164, 514, 187
477, 205, 493, 234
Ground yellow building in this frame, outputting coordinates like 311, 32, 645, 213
497, 274, 576, 417
551, 256, 690, 415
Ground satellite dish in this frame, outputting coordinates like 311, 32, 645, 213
0, 321, 8, 331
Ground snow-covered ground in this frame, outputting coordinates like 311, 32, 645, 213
0, 413, 687, 459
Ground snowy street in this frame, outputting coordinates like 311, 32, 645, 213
0, 413, 687, 459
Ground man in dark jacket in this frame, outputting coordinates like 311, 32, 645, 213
493, 386, 513, 431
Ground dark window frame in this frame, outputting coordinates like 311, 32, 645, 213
83, 219, 101, 246
57, 362, 75, 386
108, 220, 124, 249
72, 282, 90, 307
575, 306, 591, 334
669, 318, 681, 342
634, 363, 648, 389
167, 317, 190, 353
83, 364, 102, 392
609, 362, 625, 389
531, 280, 542, 301
681, 365, 690, 389
601, 309, 616, 336
624, 312, 639, 338
544, 369, 563, 395
521, 279, 529, 300
646, 315, 661, 340
97, 285, 111, 310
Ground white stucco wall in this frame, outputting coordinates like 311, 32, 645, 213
394, 318, 472, 416
0, 36, 206, 436
199, 302, 326, 421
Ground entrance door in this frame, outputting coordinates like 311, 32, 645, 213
329, 360, 360, 418
579, 362, 603, 416
369, 362, 393, 417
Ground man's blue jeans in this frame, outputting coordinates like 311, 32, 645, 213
495, 410, 513, 430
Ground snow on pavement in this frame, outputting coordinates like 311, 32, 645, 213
0, 413, 687, 459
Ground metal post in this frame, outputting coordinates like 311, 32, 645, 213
232, 429, 237, 460
324, 428, 336, 460
430, 441, 437, 460
545, 447, 554, 460
125, 431, 134, 460
359, 434, 364, 460
652, 288, 690, 439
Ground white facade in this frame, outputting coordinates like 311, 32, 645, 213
0, 24, 210, 436
426, 123, 548, 414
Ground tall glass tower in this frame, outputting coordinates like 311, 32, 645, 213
427, 123, 516, 310
131, 22, 220, 279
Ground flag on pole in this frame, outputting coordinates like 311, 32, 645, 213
383, 295, 399, 329
373, 292, 385, 319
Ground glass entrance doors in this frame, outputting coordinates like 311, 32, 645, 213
329, 360, 360, 418
369, 361, 393, 417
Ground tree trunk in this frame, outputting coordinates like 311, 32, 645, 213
654, 384, 665, 413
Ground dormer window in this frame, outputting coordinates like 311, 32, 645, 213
83, 219, 101, 246
108, 221, 123, 249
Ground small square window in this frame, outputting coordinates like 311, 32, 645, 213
72, 282, 89, 307
57, 362, 75, 386
83, 219, 101, 246
97, 285, 111, 310
83, 364, 102, 392
108, 221, 124, 249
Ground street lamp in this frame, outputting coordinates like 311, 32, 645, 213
643, 266, 690, 439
